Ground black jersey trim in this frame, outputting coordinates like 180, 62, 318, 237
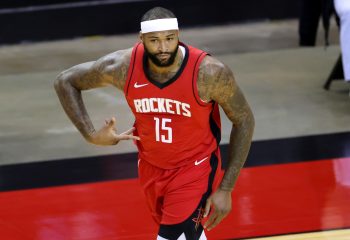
192, 51, 211, 107
206, 151, 219, 199
125, 43, 140, 96
209, 104, 221, 146
142, 43, 189, 89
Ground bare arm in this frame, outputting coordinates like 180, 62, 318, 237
198, 56, 255, 230
54, 48, 136, 144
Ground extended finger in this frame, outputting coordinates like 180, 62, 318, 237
203, 211, 217, 230
121, 127, 136, 135
120, 128, 140, 140
207, 212, 226, 231
117, 134, 140, 141
204, 198, 212, 217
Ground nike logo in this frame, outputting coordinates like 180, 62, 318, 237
195, 156, 209, 166
134, 82, 149, 88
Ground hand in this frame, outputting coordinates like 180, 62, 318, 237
203, 188, 232, 231
88, 117, 140, 146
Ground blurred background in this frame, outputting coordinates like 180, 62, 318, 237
0, 1, 349, 240
0, 0, 345, 164
0, 0, 300, 44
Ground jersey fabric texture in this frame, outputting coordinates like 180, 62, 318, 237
124, 42, 221, 170
123, 42, 223, 226
139, 149, 222, 225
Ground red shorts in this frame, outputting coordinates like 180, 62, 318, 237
138, 148, 222, 225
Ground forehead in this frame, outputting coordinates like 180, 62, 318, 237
142, 30, 179, 38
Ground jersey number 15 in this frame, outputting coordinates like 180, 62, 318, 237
154, 117, 172, 143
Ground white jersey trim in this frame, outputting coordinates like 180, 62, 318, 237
156, 231, 206, 240
179, 45, 186, 59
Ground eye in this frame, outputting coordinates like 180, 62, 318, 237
150, 39, 157, 43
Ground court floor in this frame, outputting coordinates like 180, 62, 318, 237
250, 229, 350, 240
1, 154, 350, 239
0, 19, 349, 239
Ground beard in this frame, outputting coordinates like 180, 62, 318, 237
144, 43, 179, 67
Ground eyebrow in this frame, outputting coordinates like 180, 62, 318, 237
147, 33, 176, 39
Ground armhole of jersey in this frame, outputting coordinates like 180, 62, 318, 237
192, 52, 212, 107
210, 103, 221, 145
124, 43, 140, 96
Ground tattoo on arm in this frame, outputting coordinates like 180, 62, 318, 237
219, 90, 255, 191
55, 81, 96, 140
54, 49, 131, 142
198, 57, 255, 191
67, 49, 131, 91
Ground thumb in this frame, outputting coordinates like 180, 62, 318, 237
204, 197, 212, 217
108, 117, 116, 128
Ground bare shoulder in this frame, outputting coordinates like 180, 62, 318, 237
197, 55, 254, 124
94, 48, 133, 90
200, 55, 227, 71
57, 48, 133, 91
96, 48, 132, 68
197, 55, 236, 104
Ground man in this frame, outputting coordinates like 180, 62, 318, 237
54, 7, 254, 240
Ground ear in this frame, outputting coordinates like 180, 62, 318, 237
175, 30, 180, 41
139, 32, 143, 42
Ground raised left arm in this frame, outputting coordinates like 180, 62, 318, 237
197, 56, 255, 230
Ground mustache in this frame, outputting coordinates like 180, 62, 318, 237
156, 52, 171, 55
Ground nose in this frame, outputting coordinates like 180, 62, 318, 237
158, 40, 168, 52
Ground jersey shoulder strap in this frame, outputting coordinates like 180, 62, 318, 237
186, 44, 210, 106
124, 42, 143, 96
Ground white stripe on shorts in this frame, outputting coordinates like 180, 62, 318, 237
156, 231, 207, 240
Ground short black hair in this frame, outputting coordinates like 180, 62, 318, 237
141, 7, 176, 22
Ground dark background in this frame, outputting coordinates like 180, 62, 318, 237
0, 0, 300, 45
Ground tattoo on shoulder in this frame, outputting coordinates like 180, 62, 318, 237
99, 48, 132, 90
66, 48, 132, 91
197, 56, 236, 104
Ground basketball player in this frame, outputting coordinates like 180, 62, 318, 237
54, 7, 254, 240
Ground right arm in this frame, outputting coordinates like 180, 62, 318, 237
54, 48, 139, 145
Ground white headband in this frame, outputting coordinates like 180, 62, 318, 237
141, 18, 179, 33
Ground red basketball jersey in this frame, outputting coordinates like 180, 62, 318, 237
124, 42, 221, 169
